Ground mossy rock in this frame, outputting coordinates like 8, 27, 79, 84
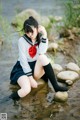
11, 9, 51, 34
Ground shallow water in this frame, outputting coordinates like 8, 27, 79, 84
0, 34, 80, 120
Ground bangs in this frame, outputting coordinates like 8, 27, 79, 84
25, 24, 33, 33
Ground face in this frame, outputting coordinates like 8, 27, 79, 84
26, 26, 38, 40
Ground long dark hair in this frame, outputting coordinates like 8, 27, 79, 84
22, 16, 41, 45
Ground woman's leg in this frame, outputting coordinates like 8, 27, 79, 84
17, 75, 31, 97
33, 58, 45, 80
33, 56, 49, 82
34, 54, 68, 92
28, 76, 38, 88
10, 75, 31, 100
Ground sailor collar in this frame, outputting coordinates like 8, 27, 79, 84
23, 34, 38, 46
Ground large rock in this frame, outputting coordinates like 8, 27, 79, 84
66, 62, 80, 73
57, 70, 79, 82
12, 9, 50, 28
54, 92, 68, 102
52, 63, 63, 75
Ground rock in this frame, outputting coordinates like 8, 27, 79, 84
54, 16, 62, 22
47, 43, 58, 52
12, 9, 40, 26
52, 64, 63, 75
66, 62, 80, 73
65, 80, 73, 85
57, 70, 79, 82
46, 92, 54, 103
54, 92, 68, 102
12, 9, 50, 28
37, 79, 45, 85
58, 82, 67, 88
30, 79, 48, 95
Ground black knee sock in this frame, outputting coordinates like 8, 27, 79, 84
9, 91, 20, 101
43, 63, 68, 92
41, 74, 48, 83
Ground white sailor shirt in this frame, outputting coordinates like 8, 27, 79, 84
18, 34, 48, 76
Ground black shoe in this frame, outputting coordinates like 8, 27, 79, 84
55, 86, 68, 92
43, 63, 68, 92
9, 91, 20, 101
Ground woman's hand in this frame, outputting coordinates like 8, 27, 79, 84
38, 25, 47, 39
28, 76, 38, 88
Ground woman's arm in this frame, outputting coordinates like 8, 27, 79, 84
18, 38, 32, 76
18, 37, 38, 88
38, 25, 48, 54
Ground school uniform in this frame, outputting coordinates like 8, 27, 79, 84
10, 34, 48, 85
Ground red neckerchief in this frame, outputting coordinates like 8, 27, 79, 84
29, 45, 38, 58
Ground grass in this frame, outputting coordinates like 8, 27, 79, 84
63, 0, 80, 28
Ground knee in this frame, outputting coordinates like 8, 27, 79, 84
24, 86, 31, 95
21, 86, 31, 97
38, 54, 48, 61
38, 54, 49, 66
34, 75, 39, 80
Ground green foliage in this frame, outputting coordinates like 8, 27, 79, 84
63, 0, 80, 28
49, 16, 57, 24
14, 17, 24, 36
0, 5, 13, 44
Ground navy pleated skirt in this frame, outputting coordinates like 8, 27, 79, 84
10, 61, 36, 85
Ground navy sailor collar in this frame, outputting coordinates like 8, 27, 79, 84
23, 34, 38, 46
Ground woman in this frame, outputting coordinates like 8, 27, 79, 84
10, 16, 68, 101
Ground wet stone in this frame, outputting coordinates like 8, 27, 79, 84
52, 63, 63, 75
66, 62, 80, 73
57, 70, 79, 82
54, 92, 68, 102
66, 80, 73, 85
